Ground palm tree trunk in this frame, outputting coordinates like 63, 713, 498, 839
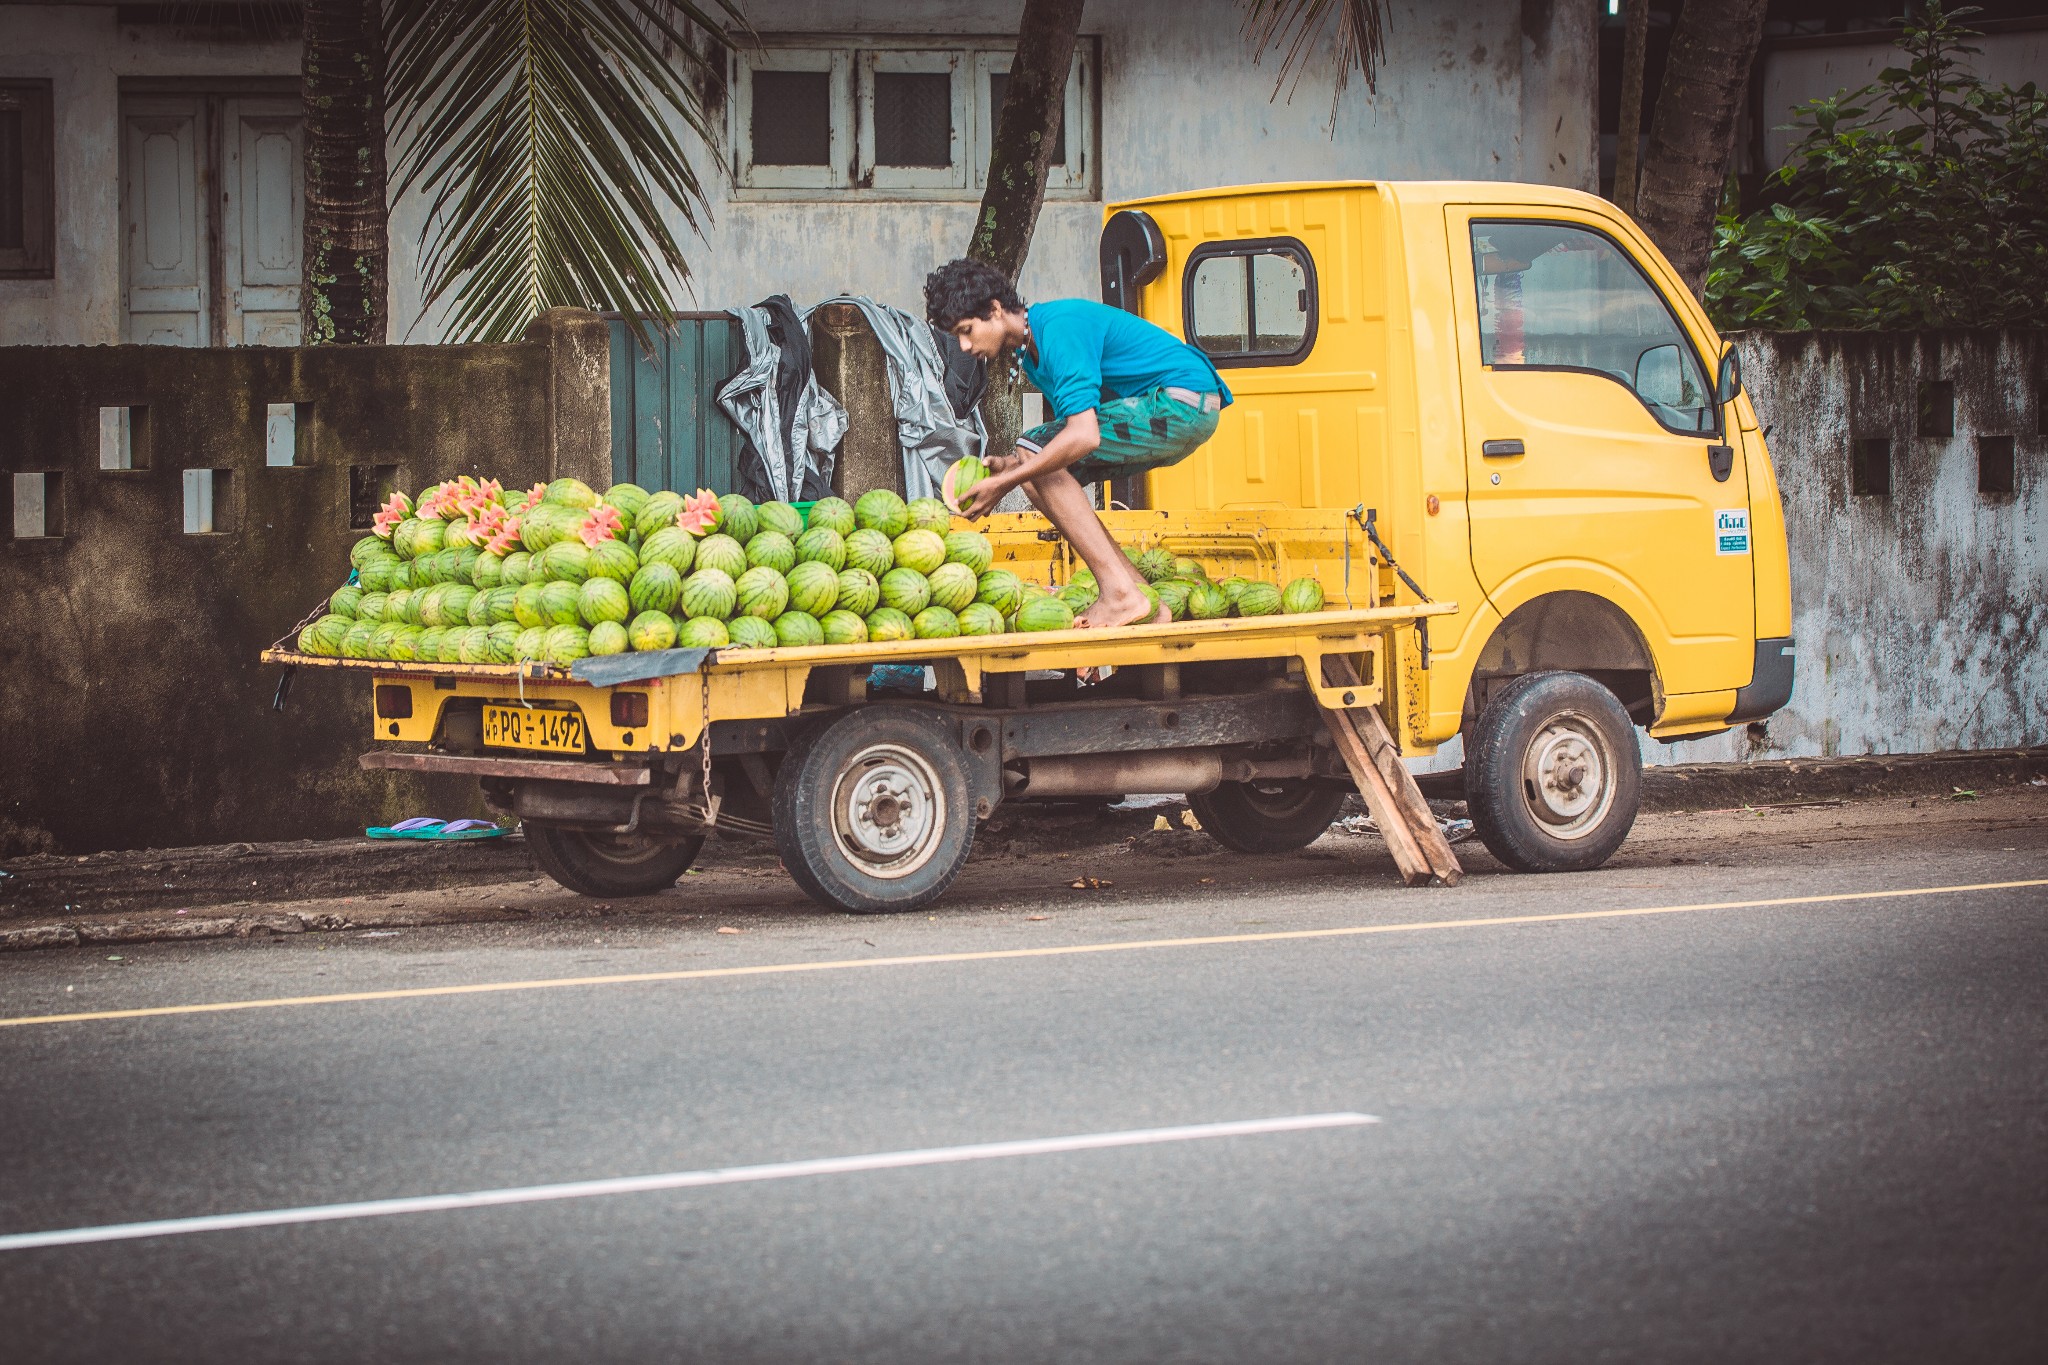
969, 0, 1085, 277
301, 0, 389, 344
1633, 0, 1767, 296
1611, 0, 1649, 216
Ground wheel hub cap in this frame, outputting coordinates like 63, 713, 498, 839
834, 745, 944, 878
1522, 716, 1613, 839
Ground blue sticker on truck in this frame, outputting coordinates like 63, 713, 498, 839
1715, 508, 1751, 556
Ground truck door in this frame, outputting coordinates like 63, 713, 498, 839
1445, 209, 1754, 695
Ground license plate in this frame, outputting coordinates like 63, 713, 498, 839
481, 705, 587, 754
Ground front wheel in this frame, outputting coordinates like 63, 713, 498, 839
1189, 778, 1348, 854
773, 706, 976, 914
1465, 671, 1640, 873
526, 824, 704, 898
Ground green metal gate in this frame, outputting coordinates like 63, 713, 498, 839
606, 314, 748, 494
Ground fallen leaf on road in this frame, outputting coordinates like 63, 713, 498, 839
1027, 915, 1050, 921
716, 926, 742, 934
1198, 878, 1215, 884
1153, 815, 1171, 831
1070, 877, 1113, 890
1180, 809, 1201, 831
1950, 787, 1980, 801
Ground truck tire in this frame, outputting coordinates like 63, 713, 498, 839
1465, 671, 1639, 873
1190, 778, 1347, 854
527, 824, 704, 898
772, 706, 976, 914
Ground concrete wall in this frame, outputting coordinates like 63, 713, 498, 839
1657, 330, 2047, 765
0, 311, 611, 857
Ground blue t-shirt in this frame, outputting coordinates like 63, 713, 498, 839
1020, 299, 1232, 420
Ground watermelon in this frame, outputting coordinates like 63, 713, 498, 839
891, 528, 946, 575
349, 535, 387, 569
718, 494, 759, 544
941, 454, 990, 514
443, 520, 482, 551
634, 490, 684, 540
543, 477, 598, 509
819, 609, 868, 645
389, 625, 425, 662
627, 610, 677, 652
773, 611, 825, 647
794, 526, 846, 570
905, 497, 952, 535
1140, 584, 1163, 621
391, 519, 423, 559
808, 496, 856, 537
469, 553, 503, 590
745, 530, 796, 574
786, 560, 839, 616
733, 566, 789, 620
913, 606, 961, 639
678, 616, 730, 648
957, 602, 1006, 636
975, 569, 1023, 616
513, 583, 549, 629
879, 567, 931, 615
513, 626, 546, 661
1134, 548, 1176, 583
355, 590, 391, 622
927, 562, 978, 613
436, 585, 480, 627
943, 530, 993, 575
587, 620, 629, 656
543, 623, 591, 663
679, 567, 737, 620
578, 577, 631, 627
603, 483, 650, 519
693, 533, 747, 579
485, 622, 521, 662
481, 586, 518, 625
844, 528, 896, 577
1221, 576, 1254, 606
639, 526, 696, 575
725, 615, 777, 649
435, 628, 466, 664
1017, 597, 1076, 632
415, 627, 447, 661
1173, 556, 1207, 581
329, 585, 363, 618
466, 588, 494, 628
1236, 582, 1283, 617
457, 626, 493, 664
538, 580, 582, 626
865, 607, 915, 642
1281, 576, 1326, 614
1071, 568, 1097, 591
757, 500, 804, 539
1188, 582, 1231, 620
520, 503, 579, 552
538, 541, 591, 584
675, 489, 722, 538
629, 562, 683, 615
301, 614, 350, 656
1154, 581, 1192, 620
369, 623, 405, 659
854, 489, 909, 538
836, 567, 881, 617
410, 517, 450, 557
587, 539, 638, 583
1058, 584, 1097, 613
356, 558, 397, 593
384, 588, 414, 622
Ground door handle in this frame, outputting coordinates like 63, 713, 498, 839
1707, 444, 1734, 482
1481, 439, 1524, 458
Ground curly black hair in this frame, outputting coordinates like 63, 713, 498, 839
924, 258, 1025, 330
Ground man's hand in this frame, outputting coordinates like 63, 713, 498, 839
961, 471, 1014, 521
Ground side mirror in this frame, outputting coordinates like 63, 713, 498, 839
1634, 344, 1684, 406
1716, 348, 1743, 404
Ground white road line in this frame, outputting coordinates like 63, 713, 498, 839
0, 1112, 1380, 1253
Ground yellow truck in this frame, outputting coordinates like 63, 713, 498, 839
267, 180, 1792, 913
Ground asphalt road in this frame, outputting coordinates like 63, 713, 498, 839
1, 818, 2043, 1363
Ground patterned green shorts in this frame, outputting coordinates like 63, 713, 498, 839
1017, 387, 1222, 485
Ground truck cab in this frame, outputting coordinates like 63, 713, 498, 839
1099, 181, 1794, 869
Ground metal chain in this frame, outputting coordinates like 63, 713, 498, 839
698, 667, 713, 807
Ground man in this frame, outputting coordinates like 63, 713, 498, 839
925, 258, 1231, 629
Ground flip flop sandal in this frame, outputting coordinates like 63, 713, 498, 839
365, 816, 446, 840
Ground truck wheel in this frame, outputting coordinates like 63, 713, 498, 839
773, 706, 975, 914
526, 824, 704, 898
1189, 779, 1347, 854
1465, 671, 1639, 873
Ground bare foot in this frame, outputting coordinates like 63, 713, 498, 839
1078, 589, 1169, 629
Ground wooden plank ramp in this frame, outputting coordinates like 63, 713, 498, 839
1318, 658, 1463, 887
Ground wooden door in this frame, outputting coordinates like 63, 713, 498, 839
122, 97, 208, 345
220, 98, 303, 345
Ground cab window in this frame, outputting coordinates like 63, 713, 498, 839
1183, 238, 1316, 366
1470, 221, 1716, 435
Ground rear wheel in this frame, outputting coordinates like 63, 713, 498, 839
1465, 671, 1639, 873
773, 706, 976, 914
526, 824, 704, 897
1190, 778, 1348, 854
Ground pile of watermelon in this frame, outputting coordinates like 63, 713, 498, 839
292, 476, 1329, 667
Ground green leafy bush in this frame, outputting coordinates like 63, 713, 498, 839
1706, 3, 2046, 330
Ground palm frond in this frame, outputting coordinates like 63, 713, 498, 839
385, 0, 749, 346
1239, 0, 1389, 117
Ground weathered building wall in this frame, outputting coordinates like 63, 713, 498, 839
1655, 330, 2046, 765
0, 311, 611, 856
